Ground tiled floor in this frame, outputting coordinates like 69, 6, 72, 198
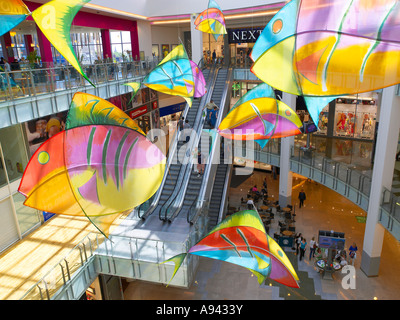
124, 169, 400, 300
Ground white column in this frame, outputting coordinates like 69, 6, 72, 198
279, 92, 297, 207
190, 14, 203, 65
361, 85, 400, 276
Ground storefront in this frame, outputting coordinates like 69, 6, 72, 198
316, 92, 378, 140
159, 102, 186, 135
227, 27, 263, 66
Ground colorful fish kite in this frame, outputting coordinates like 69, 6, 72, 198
194, 0, 227, 41
251, 0, 400, 127
32, 0, 94, 86
125, 44, 206, 107
0, 0, 30, 36
0, 0, 93, 85
218, 83, 302, 149
18, 92, 165, 236
162, 210, 299, 288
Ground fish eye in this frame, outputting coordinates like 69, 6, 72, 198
272, 19, 283, 34
285, 109, 292, 117
38, 151, 50, 165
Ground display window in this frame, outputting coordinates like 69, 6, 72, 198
334, 96, 377, 140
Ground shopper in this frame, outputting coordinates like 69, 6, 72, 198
212, 50, 216, 64
210, 106, 218, 128
309, 237, 317, 260
348, 242, 358, 266
295, 233, 302, 256
183, 120, 191, 143
299, 238, 307, 261
298, 189, 306, 208
178, 117, 184, 131
247, 198, 254, 210
203, 100, 218, 125
197, 151, 205, 177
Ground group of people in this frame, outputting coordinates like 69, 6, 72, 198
295, 232, 358, 267
203, 100, 219, 128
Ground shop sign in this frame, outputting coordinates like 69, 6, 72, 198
159, 102, 186, 117
129, 106, 148, 119
228, 28, 263, 44
43, 211, 55, 222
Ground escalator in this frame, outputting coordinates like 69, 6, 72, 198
171, 68, 230, 221
139, 68, 213, 219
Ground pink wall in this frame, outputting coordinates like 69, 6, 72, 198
24, 1, 140, 60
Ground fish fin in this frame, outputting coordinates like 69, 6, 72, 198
183, 96, 193, 107
77, 170, 101, 205
124, 82, 141, 104
32, 0, 94, 87
66, 92, 145, 135
247, 268, 268, 285
303, 96, 338, 129
255, 139, 269, 149
159, 253, 187, 287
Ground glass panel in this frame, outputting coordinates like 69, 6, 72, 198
121, 31, 131, 43
0, 125, 28, 183
13, 192, 40, 235
110, 31, 122, 43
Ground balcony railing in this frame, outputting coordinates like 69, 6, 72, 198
0, 61, 156, 103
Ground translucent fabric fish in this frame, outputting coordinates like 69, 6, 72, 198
125, 45, 206, 107
251, 0, 400, 126
18, 92, 165, 237
32, 0, 94, 86
0, 0, 30, 36
162, 210, 300, 288
194, 0, 227, 41
218, 83, 302, 149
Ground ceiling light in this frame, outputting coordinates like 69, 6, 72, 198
85, 3, 148, 20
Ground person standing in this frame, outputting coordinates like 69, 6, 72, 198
210, 106, 218, 128
309, 237, 317, 260
212, 49, 216, 64
197, 151, 205, 177
298, 189, 306, 208
299, 238, 307, 261
183, 119, 191, 143
178, 117, 184, 131
203, 100, 218, 125
295, 233, 302, 256
348, 242, 358, 266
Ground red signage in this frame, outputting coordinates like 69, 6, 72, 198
152, 100, 158, 110
129, 106, 148, 119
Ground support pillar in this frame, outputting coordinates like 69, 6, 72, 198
190, 13, 203, 65
279, 92, 297, 207
100, 29, 112, 61
24, 35, 35, 55
3, 33, 15, 63
361, 85, 400, 276
130, 22, 140, 61
35, 25, 53, 67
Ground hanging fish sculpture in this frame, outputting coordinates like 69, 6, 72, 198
251, 0, 400, 126
162, 210, 300, 288
0, 0, 93, 86
125, 44, 207, 107
194, 0, 227, 41
218, 83, 302, 149
0, 0, 30, 37
18, 92, 165, 236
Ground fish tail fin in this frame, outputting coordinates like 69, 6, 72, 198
159, 253, 187, 287
303, 96, 338, 129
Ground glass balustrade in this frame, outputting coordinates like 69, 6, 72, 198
0, 61, 151, 103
